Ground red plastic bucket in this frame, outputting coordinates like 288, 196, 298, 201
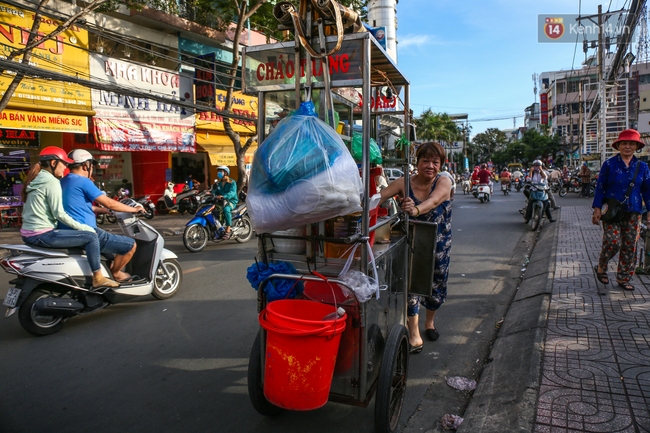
259, 299, 347, 410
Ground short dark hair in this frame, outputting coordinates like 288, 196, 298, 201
415, 142, 445, 163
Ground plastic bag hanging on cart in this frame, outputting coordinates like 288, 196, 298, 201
248, 101, 363, 233
336, 242, 380, 302
246, 261, 304, 302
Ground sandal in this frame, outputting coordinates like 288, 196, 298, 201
425, 328, 439, 341
594, 266, 609, 285
617, 281, 635, 291
409, 344, 423, 354
222, 231, 232, 240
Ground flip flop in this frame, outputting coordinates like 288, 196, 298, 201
116, 274, 139, 283
617, 281, 635, 291
594, 266, 609, 285
425, 328, 439, 341
409, 344, 423, 354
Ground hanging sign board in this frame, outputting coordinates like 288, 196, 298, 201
90, 54, 195, 152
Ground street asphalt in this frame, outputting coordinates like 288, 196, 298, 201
3, 206, 650, 432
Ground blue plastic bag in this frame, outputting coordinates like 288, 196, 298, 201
246, 261, 304, 302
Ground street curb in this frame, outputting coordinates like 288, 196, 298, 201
457, 212, 559, 433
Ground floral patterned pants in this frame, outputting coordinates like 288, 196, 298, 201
599, 213, 641, 283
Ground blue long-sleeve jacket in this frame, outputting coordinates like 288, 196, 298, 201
592, 154, 650, 213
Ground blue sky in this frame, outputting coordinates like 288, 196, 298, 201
395, 0, 627, 136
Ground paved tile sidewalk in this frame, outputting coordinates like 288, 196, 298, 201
535, 206, 650, 432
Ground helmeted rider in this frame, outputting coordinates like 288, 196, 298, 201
60, 149, 144, 283
210, 165, 238, 239
523, 159, 555, 223
499, 167, 511, 190
477, 163, 493, 194
20, 147, 118, 288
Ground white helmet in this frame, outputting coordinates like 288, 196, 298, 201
532, 159, 543, 167
68, 149, 95, 165
216, 165, 230, 175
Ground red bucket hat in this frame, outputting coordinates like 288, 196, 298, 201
612, 129, 645, 150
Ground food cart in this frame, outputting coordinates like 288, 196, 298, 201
242, 6, 435, 432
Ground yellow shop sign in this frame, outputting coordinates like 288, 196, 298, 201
0, 109, 88, 133
195, 90, 257, 133
0, 3, 92, 113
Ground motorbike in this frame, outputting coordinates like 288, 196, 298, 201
134, 195, 155, 219
462, 179, 471, 195
156, 182, 199, 215
471, 179, 479, 198
513, 177, 523, 192
94, 182, 118, 225
476, 183, 491, 203
183, 196, 254, 253
558, 177, 595, 197
501, 180, 510, 195
523, 182, 550, 231
0, 203, 183, 336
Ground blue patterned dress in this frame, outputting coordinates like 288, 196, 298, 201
407, 175, 453, 316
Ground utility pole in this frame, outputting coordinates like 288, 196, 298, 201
598, 4, 606, 164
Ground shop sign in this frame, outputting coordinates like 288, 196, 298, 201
90, 55, 195, 152
244, 39, 362, 92
195, 53, 216, 107
0, 127, 38, 148
195, 89, 257, 133
0, 3, 91, 112
0, 109, 87, 133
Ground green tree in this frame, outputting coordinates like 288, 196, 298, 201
469, 128, 508, 165
520, 129, 561, 165
415, 109, 462, 144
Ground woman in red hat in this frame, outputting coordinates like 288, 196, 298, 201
592, 129, 650, 291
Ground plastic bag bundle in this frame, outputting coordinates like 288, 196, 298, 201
246, 261, 304, 302
351, 132, 382, 164
248, 101, 362, 233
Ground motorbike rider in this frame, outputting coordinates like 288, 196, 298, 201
20, 147, 119, 288
523, 160, 555, 223
499, 167, 511, 190
60, 149, 144, 282
211, 165, 238, 239
477, 163, 493, 194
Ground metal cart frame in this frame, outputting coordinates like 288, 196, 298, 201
243, 30, 415, 433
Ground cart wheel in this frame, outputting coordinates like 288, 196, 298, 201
374, 324, 409, 433
247, 331, 283, 417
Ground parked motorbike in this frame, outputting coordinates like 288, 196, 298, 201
0, 202, 183, 336
524, 183, 550, 231
94, 182, 117, 225
558, 177, 595, 197
476, 183, 491, 203
156, 182, 199, 215
134, 195, 155, 219
183, 196, 254, 253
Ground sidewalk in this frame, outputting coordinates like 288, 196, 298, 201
0, 213, 189, 245
460, 205, 650, 432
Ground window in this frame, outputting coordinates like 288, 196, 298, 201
640, 74, 650, 85
568, 80, 579, 93
556, 82, 566, 94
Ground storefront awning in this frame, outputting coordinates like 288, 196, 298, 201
196, 132, 257, 166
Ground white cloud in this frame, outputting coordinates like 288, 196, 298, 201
399, 34, 432, 49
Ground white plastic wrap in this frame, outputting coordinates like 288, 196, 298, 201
247, 102, 363, 233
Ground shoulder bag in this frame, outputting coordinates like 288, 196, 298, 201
600, 161, 641, 223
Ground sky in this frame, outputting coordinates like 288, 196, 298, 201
394, 0, 634, 136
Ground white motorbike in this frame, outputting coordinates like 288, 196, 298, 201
477, 183, 491, 203
0, 202, 183, 336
